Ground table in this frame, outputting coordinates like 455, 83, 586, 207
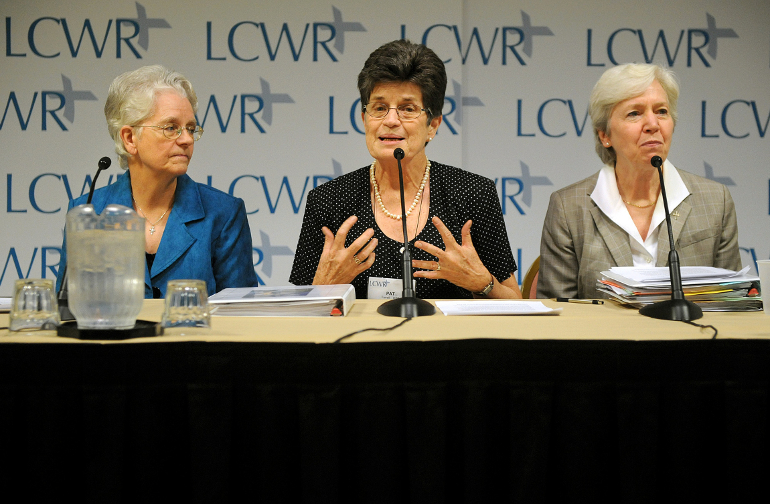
1, 300, 769, 503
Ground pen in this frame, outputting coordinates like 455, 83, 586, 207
555, 298, 604, 305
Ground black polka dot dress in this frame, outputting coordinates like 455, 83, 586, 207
289, 162, 518, 299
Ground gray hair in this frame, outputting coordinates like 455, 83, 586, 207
357, 39, 446, 123
589, 63, 679, 165
104, 65, 198, 169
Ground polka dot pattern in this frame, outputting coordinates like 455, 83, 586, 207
289, 162, 517, 299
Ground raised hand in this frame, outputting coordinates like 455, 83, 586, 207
313, 215, 378, 285
412, 216, 492, 293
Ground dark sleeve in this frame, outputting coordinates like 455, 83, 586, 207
212, 198, 258, 291
289, 188, 326, 286
468, 176, 518, 282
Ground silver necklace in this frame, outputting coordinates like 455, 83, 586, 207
133, 197, 170, 235
370, 160, 430, 220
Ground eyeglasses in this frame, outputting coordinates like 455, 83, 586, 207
363, 102, 429, 120
135, 124, 204, 141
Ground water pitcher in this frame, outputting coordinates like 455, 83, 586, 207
66, 204, 145, 329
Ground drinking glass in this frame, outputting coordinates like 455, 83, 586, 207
161, 280, 211, 332
9, 279, 60, 332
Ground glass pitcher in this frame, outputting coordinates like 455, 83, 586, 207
66, 204, 145, 329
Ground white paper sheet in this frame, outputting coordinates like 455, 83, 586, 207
435, 300, 562, 316
608, 266, 752, 283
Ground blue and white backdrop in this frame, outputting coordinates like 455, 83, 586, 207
1, 0, 768, 295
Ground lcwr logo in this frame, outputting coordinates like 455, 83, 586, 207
1, 75, 97, 131
252, 230, 294, 285
196, 78, 294, 133
498, 162, 553, 216
206, 6, 365, 62
5, 2, 170, 59
587, 13, 737, 67
399, 11, 553, 65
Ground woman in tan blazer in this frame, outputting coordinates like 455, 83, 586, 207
538, 64, 741, 299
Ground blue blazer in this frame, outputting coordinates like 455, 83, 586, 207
56, 171, 257, 298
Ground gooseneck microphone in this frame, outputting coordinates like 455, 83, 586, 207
377, 148, 435, 318
59, 156, 113, 321
639, 155, 703, 321
88, 157, 112, 203
392, 149, 417, 299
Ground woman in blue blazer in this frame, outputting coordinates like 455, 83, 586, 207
57, 65, 256, 298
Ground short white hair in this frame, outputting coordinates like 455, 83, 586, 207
589, 63, 679, 165
104, 65, 197, 169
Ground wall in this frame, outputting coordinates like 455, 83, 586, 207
1, 0, 768, 294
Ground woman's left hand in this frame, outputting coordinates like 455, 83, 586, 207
412, 216, 493, 293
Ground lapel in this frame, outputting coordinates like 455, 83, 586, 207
588, 203, 633, 267
92, 171, 134, 212
148, 174, 204, 284
656, 198, 692, 265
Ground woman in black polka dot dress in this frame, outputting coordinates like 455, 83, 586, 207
290, 40, 522, 300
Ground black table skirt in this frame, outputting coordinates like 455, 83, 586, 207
1, 339, 768, 503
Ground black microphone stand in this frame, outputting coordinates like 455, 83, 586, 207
58, 156, 112, 321
639, 156, 702, 321
377, 149, 435, 318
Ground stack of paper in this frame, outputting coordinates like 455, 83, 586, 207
208, 284, 356, 317
597, 266, 762, 312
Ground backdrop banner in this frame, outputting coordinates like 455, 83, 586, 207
1, 0, 768, 294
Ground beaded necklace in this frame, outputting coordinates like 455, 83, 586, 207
370, 160, 430, 220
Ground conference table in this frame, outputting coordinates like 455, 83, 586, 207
1, 299, 769, 503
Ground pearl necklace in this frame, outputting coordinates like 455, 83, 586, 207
133, 197, 170, 235
370, 160, 430, 220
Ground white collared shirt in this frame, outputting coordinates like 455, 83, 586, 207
590, 159, 690, 268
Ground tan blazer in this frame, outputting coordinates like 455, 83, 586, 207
537, 168, 741, 299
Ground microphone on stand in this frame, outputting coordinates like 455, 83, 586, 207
87, 157, 112, 204
377, 148, 435, 318
639, 155, 702, 321
58, 156, 112, 321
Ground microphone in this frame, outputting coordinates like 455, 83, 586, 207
59, 156, 113, 321
639, 155, 703, 321
87, 157, 112, 204
377, 148, 435, 318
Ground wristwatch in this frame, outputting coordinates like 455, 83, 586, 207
474, 275, 494, 296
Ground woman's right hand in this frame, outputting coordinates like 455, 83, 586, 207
313, 215, 377, 285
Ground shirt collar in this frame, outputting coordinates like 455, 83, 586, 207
590, 159, 690, 247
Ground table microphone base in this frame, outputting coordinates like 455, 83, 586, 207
57, 320, 162, 340
58, 301, 75, 322
639, 298, 703, 321
377, 296, 435, 318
